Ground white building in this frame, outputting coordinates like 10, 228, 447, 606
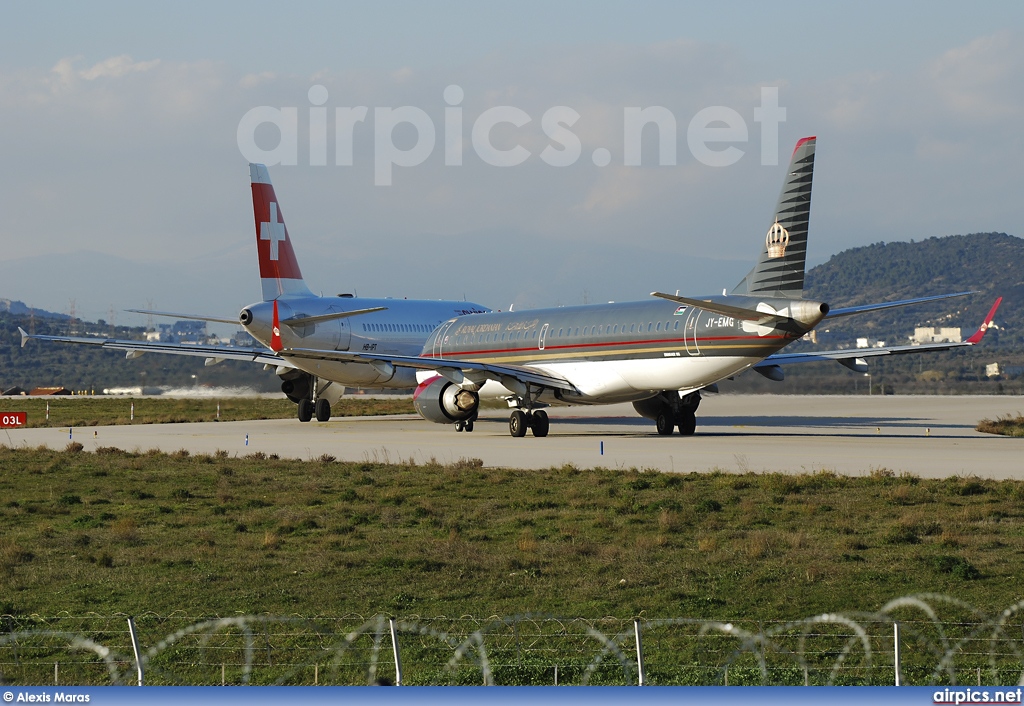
909, 327, 961, 344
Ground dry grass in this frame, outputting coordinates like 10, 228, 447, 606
0, 396, 414, 428
976, 415, 1024, 437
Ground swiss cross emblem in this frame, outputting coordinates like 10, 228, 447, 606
260, 202, 286, 261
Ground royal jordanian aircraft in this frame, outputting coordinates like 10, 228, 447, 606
20, 164, 490, 422
269, 137, 1001, 437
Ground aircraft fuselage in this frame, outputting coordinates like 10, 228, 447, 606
422, 295, 824, 405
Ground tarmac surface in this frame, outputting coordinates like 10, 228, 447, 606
5, 395, 1022, 478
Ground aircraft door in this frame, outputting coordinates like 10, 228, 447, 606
684, 309, 701, 356
433, 320, 456, 358
335, 319, 351, 351
538, 323, 549, 350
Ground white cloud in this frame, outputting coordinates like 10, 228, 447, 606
79, 54, 160, 80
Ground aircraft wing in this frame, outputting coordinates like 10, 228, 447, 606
19, 328, 291, 368
278, 347, 579, 393
823, 291, 975, 319
761, 297, 1002, 370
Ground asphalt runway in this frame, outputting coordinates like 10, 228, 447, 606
5, 395, 1022, 478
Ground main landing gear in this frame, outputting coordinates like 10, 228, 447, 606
635, 390, 701, 436
454, 417, 475, 433
290, 375, 332, 423
655, 408, 697, 436
509, 409, 548, 437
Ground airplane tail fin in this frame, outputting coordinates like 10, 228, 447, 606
732, 136, 816, 298
250, 163, 314, 301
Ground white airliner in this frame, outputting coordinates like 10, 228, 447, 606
266, 137, 1002, 437
21, 164, 490, 422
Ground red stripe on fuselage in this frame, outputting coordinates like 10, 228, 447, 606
424, 333, 788, 359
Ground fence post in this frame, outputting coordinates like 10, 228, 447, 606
127, 616, 143, 686
893, 622, 901, 686
554, 664, 558, 686
634, 618, 645, 686
54, 662, 58, 685
389, 617, 403, 686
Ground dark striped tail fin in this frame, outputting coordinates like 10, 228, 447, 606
732, 136, 816, 297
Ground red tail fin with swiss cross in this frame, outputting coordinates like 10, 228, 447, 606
250, 163, 314, 301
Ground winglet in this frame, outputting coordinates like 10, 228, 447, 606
270, 299, 283, 352
966, 297, 1002, 344
18, 327, 29, 348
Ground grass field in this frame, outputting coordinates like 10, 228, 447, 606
0, 396, 414, 428
1, 446, 1022, 684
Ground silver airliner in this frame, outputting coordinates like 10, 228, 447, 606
21, 164, 490, 422
271, 137, 1001, 437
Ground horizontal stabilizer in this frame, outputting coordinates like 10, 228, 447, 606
282, 306, 388, 328
650, 292, 788, 323
126, 309, 240, 325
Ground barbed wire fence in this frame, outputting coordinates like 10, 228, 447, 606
2, 594, 1024, 686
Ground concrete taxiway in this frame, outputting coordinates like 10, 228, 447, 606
4, 395, 1021, 478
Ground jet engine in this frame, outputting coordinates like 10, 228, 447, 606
413, 377, 479, 424
279, 370, 312, 404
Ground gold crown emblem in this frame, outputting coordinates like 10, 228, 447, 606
766, 219, 789, 258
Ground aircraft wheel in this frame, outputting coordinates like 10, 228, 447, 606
297, 399, 313, 423
678, 411, 697, 436
455, 421, 465, 432
656, 411, 676, 435
509, 410, 528, 438
530, 410, 549, 437
465, 420, 474, 432
314, 398, 331, 422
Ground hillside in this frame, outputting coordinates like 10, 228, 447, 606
727, 232, 1024, 395
804, 232, 1023, 347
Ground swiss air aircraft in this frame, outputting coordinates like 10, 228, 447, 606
267, 137, 1002, 437
21, 164, 490, 422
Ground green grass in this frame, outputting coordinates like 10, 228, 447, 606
0, 396, 414, 427
2, 448, 1023, 684
977, 414, 1024, 437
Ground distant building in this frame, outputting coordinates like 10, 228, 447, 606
231, 329, 258, 347
29, 386, 71, 396
149, 320, 209, 343
910, 327, 961, 344
2, 386, 27, 396
857, 337, 887, 349
986, 363, 1001, 378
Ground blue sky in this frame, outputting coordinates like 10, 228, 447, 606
2, 2, 1023, 323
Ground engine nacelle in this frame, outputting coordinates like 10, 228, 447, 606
413, 377, 479, 424
279, 370, 312, 404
